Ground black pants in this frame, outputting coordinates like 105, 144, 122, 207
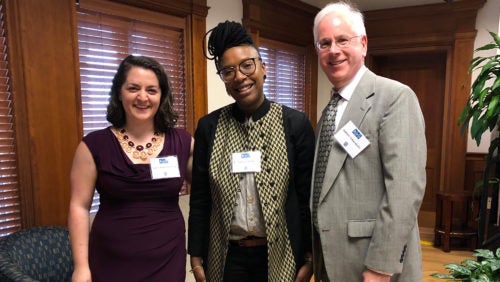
223, 243, 268, 282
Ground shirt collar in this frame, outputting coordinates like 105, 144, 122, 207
336, 65, 367, 101
231, 98, 270, 123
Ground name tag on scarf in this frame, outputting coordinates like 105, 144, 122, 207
150, 156, 180, 179
231, 151, 261, 173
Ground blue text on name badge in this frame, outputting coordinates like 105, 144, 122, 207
352, 129, 362, 139
241, 153, 250, 158
159, 158, 168, 164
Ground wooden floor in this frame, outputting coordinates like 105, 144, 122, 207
422, 243, 474, 281
305, 243, 473, 282
181, 197, 474, 281
184, 242, 473, 282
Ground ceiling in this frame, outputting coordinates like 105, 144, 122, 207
300, 0, 446, 11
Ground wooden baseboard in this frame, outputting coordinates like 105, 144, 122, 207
420, 226, 435, 244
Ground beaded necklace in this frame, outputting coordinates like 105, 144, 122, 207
115, 128, 163, 161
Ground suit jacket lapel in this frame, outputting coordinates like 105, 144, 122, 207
318, 70, 376, 203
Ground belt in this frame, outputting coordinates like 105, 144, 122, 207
229, 236, 267, 247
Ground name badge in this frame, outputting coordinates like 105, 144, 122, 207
150, 156, 180, 179
334, 121, 370, 158
231, 151, 261, 173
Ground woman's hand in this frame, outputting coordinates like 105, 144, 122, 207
190, 256, 206, 282
71, 266, 92, 282
294, 261, 313, 282
191, 265, 206, 282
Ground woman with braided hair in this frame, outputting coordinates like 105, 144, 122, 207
188, 21, 314, 282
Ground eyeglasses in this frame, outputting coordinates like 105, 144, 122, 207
316, 35, 362, 51
217, 57, 258, 83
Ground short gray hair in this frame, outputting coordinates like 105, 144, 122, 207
313, 1, 366, 43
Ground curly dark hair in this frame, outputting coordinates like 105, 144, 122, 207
106, 55, 178, 132
204, 20, 260, 70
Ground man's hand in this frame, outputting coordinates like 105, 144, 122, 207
362, 269, 391, 282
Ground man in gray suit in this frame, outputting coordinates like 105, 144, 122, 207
311, 2, 427, 282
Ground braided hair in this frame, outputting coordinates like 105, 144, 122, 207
204, 21, 258, 70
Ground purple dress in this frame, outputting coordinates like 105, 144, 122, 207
83, 127, 190, 282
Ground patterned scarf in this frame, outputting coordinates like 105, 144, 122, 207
206, 102, 296, 281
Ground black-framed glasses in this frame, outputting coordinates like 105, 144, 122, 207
316, 35, 362, 51
217, 57, 258, 83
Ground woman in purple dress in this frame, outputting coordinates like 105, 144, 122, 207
68, 55, 193, 282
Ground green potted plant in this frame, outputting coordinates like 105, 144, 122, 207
459, 31, 500, 162
458, 30, 500, 248
431, 31, 500, 281
431, 248, 500, 281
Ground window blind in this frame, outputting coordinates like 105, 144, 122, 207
77, 10, 187, 136
259, 38, 306, 112
77, 4, 188, 212
0, 1, 21, 236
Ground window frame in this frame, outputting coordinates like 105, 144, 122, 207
243, 0, 318, 125
2, 0, 207, 230
0, 0, 23, 236
78, 0, 208, 135
260, 38, 308, 112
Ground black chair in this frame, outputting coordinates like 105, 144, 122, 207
0, 226, 73, 282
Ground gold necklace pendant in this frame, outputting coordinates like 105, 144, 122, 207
115, 128, 163, 160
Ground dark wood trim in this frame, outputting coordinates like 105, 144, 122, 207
242, 0, 318, 124
242, 0, 318, 46
2, 0, 208, 226
111, 0, 208, 17
5, 0, 82, 226
365, 0, 486, 194
190, 14, 208, 129
465, 153, 488, 194
305, 44, 318, 128
4, 0, 35, 228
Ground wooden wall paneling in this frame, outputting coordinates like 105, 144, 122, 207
364, 0, 485, 235
365, 0, 485, 194
465, 153, 488, 195
6, 0, 82, 226
464, 153, 487, 230
4, 0, 35, 227
443, 31, 477, 194
190, 13, 208, 132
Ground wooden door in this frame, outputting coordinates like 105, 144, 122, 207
370, 52, 446, 229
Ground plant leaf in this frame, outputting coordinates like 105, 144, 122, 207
475, 273, 492, 282
486, 94, 499, 121
475, 43, 497, 52
489, 31, 500, 48
446, 263, 472, 275
487, 137, 500, 161
491, 76, 500, 93
463, 259, 482, 268
430, 273, 455, 279
470, 56, 488, 72
474, 249, 495, 259
488, 259, 500, 272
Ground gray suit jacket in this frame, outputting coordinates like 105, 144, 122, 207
312, 69, 426, 282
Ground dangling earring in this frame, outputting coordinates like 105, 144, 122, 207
263, 75, 267, 80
